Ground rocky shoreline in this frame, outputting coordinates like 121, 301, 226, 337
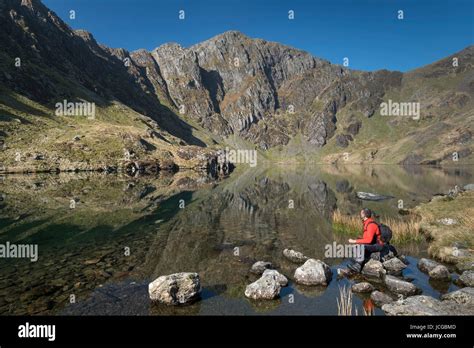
0, 146, 233, 178
146, 247, 474, 315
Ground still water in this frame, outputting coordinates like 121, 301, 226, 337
0, 165, 471, 315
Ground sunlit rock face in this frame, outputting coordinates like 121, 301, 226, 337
147, 31, 403, 149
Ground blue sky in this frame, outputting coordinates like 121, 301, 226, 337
43, 0, 473, 72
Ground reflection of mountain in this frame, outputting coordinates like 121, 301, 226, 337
0, 171, 215, 315
142, 173, 337, 284
0, 165, 472, 314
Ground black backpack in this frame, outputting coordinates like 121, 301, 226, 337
368, 221, 393, 244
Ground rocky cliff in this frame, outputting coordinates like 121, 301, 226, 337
0, 0, 472, 166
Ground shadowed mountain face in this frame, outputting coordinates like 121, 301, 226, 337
0, 0, 204, 146
0, 0, 473, 165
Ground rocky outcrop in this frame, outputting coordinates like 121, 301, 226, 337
441, 287, 474, 305
294, 259, 332, 286
382, 295, 474, 316
458, 270, 474, 287
148, 272, 201, 305
456, 260, 474, 273
1, 0, 472, 164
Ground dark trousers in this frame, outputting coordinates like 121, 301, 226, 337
364, 243, 384, 260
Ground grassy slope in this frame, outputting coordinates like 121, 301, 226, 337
414, 191, 474, 264
0, 85, 227, 172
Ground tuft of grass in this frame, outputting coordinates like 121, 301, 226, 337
337, 285, 374, 316
337, 285, 354, 316
332, 209, 422, 244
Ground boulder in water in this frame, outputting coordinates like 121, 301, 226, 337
384, 275, 419, 296
351, 282, 375, 293
362, 259, 386, 279
294, 259, 332, 286
417, 258, 440, 273
428, 265, 451, 281
383, 257, 407, 275
245, 272, 282, 300
148, 272, 201, 305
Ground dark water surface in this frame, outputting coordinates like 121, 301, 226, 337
0, 165, 471, 315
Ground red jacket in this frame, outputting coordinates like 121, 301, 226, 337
356, 217, 382, 245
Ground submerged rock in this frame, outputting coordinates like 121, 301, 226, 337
384, 275, 419, 296
262, 269, 288, 287
428, 265, 451, 281
245, 272, 281, 300
148, 272, 201, 305
370, 291, 394, 306
351, 282, 374, 293
362, 259, 386, 279
250, 261, 273, 275
459, 270, 474, 287
382, 295, 474, 315
283, 249, 309, 263
441, 287, 474, 306
383, 257, 407, 275
294, 259, 332, 286
356, 192, 394, 201
417, 258, 440, 273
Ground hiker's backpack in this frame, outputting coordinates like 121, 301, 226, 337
368, 221, 393, 244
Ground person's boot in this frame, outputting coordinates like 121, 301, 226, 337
347, 261, 362, 273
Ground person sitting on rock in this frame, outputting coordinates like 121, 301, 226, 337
346, 208, 384, 273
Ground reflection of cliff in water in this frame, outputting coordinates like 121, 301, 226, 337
141, 169, 338, 299
0, 164, 472, 315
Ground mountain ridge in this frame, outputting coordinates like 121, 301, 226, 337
0, 0, 472, 171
